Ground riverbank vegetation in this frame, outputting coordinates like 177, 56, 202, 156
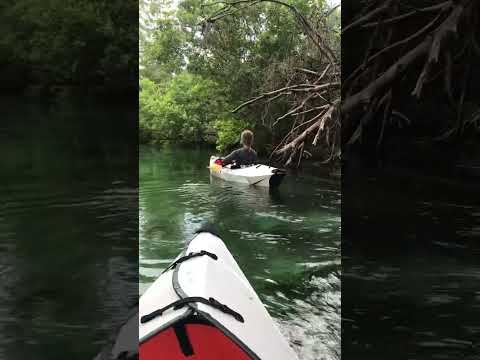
0, 0, 138, 97
140, 0, 340, 167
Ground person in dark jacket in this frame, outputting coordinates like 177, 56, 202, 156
222, 130, 258, 166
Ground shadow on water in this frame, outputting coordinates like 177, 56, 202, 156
343, 172, 480, 359
0, 98, 138, 360
139, 145, 341, 360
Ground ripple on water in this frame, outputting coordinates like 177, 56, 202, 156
274, 274, 341, 360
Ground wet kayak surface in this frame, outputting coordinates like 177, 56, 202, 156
140, 146, 341, 360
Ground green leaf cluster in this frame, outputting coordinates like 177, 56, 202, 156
214, 118, 253, 153
140, 73, 242, 150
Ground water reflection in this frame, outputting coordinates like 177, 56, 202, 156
343, 175, 480, 359
0, 100, 137, 360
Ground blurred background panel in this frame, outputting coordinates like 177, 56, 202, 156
0, 1, 139, 359
342, 1, 480, 359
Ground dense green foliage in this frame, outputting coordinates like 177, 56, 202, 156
0, 0, 138, 95
140, 73, 237, 145
140, 0, 340, 153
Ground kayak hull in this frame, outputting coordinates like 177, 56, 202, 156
139, 230, 299, 360
209, 156, 285, 188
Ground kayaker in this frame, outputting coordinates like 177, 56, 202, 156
222, 129, 258, 166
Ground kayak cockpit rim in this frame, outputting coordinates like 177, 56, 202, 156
139, 308, 193, 344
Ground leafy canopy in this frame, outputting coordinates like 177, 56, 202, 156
140, 0, 338, 153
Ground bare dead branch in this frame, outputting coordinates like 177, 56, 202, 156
342, 2, 391, 34
412, 3, 464, 98
361, 1, 452, 28
201, 0, 342, 166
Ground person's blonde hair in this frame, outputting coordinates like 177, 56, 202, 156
241, 130, 254, 147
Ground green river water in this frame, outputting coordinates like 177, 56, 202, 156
139, 145, 341, 360
2, 100, 477, 360
0, 100, 138, 360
